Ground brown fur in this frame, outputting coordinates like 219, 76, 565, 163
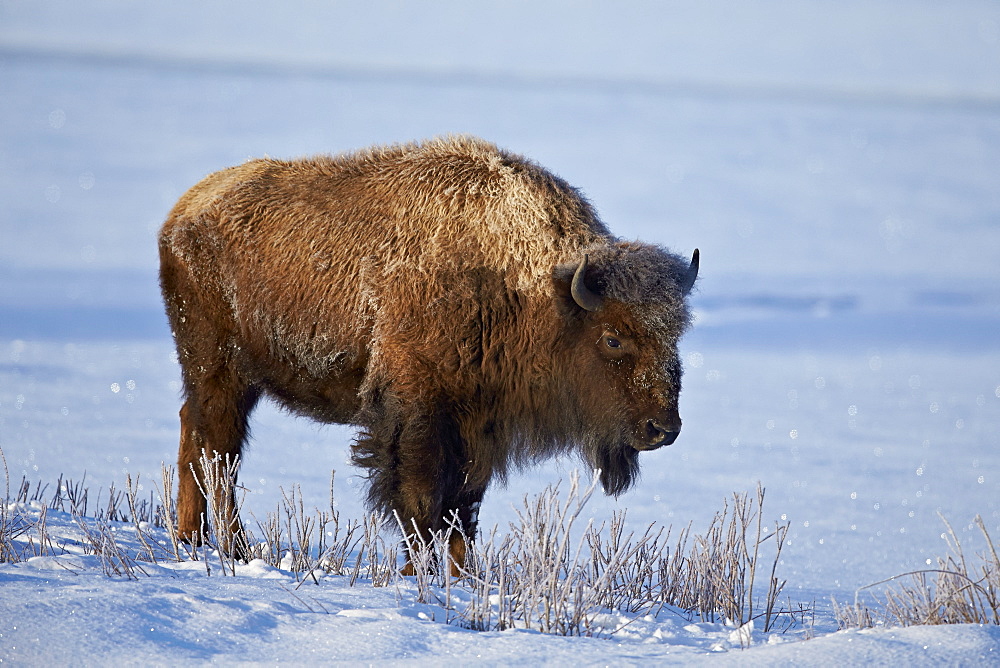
158, 136, 697, 568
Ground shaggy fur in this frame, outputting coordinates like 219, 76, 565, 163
158, 135, 697, 567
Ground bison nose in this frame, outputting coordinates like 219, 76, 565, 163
645, 418, 680, 449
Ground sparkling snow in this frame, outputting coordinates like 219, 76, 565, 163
2, 1, 999, 663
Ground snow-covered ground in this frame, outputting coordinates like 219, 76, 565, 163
2, 1, 999, 663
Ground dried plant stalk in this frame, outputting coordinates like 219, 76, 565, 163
835, 512, 1000, 629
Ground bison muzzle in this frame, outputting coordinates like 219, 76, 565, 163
159, 136, 699, 571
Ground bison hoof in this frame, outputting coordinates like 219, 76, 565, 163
399, 560, 464, 578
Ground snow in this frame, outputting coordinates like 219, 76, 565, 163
2, 0, 1000, 663
4, 511, 998, 665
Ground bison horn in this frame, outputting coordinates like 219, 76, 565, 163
571, 254, 603, 312
680, 249, 700, 295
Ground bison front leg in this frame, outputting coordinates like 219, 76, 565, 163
396, 479, 488, 577
354, 402, 485, 576
392, 421, 459, 576
440, 483, 488, 575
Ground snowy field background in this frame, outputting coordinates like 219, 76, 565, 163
2, 1, 999, 663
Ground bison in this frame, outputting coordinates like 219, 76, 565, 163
159, 136, 698, 570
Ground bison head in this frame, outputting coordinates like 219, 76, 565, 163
553, 242, 698, 493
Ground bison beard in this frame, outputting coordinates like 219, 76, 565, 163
159, 136, 698, 573
590, 439, 642, 497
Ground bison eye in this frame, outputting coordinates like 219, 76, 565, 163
599, 334, 627, 356
598, 332, 628, 359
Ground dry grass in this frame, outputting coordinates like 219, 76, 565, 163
6, 443, 997, 638
413, 472, 806, 638
834, 513, 1000, 629
1, 447, 810, 640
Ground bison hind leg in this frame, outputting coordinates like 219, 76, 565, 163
161, 235, 260, 557
176, 370, 260, 557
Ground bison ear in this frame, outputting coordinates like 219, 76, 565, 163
552, 254, 604, 318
